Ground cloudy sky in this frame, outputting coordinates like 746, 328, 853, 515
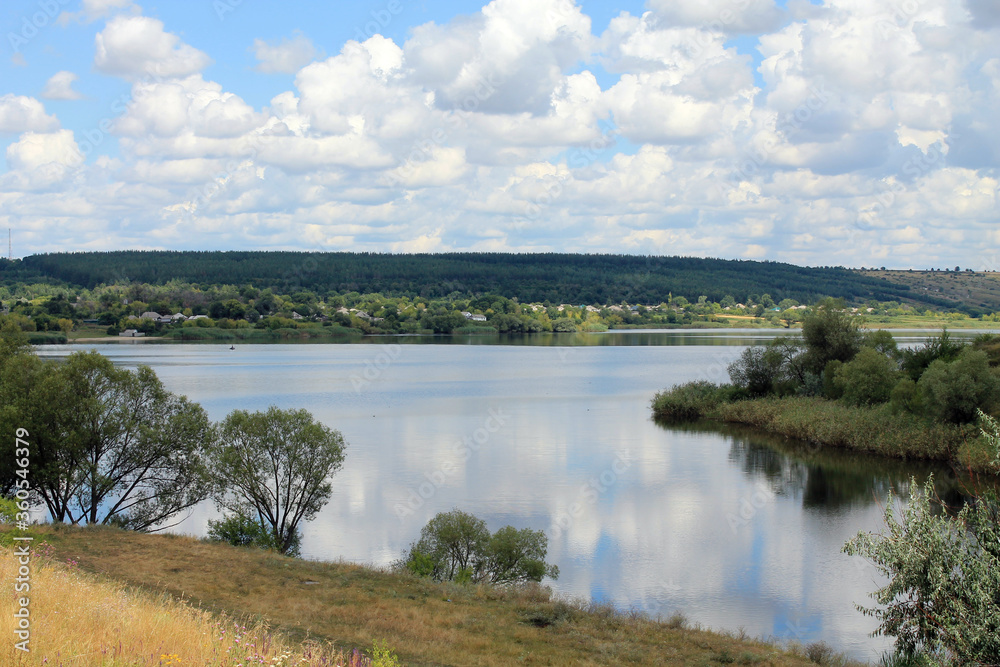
1, 0, 998, 268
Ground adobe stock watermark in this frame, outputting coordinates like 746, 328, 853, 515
12, 427, 33, 653
638, 577, 684, 617
6, 0, 72, 54
875, 0, 924, 38
726, 481, 776, 534
393, 408, 510, 522
350, 343, 402, 392
548, 450, 632, 539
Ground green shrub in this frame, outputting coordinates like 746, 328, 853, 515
834, 347, 899, 407
822, 360, 844, 399
0, 496, 20, 523
651, 381, 740, 421
917, 348, 1000, 423
888, 377, 922, 415
369, 639, 401, 667
206, 512, 301, 557
844, 475, 1000, 664
900, 329, 965, 381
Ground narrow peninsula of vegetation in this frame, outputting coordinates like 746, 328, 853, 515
652, 300, 1000, 473
652, 302, 1000, 473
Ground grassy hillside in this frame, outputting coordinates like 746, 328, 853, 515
2, 524, 847, 666
861, 269, 1000, 314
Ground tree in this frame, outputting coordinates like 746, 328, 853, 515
208, 407, 346, 555
728, 345, 786, 397
406, 509, 490, 582
917, 348, 1000, 423
862, 329, 899, 357
801, 300, 863, 374
4, 350, 213, 529
900, 330, 965, 381
834, 347, 900, 407
404, 509, 559, 585
844, 473, 1000, 664
482, 525, 559, 585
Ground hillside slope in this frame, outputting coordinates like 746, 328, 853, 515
1, 250, 960, 310
9, 524, 832, 666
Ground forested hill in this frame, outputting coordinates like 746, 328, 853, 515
0, 250, 973, 310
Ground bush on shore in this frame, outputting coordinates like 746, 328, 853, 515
651, 381, 745, 421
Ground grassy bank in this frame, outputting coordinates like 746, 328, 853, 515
651, 388, 994, 473
1, 524, 845, 666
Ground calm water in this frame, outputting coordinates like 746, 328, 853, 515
38, 329, 995, 662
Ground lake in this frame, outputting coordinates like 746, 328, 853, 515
37, 329, 993, 661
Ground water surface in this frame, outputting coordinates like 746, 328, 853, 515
39, 329, 993, 661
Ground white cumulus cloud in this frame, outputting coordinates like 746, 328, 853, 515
0, 95, 59, 133
253, 33, 319, 74
41, 71, 84, 100
95, 15, 212, 80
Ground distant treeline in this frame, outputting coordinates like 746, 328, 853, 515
1, 251, 951, 309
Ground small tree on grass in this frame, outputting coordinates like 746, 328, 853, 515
843, 412, 1000, 665
404, 509, 558, 585
208, 407, 346, 556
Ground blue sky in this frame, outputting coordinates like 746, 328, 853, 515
1, 0, 998, 267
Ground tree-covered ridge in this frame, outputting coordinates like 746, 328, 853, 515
4, 250, 957, 310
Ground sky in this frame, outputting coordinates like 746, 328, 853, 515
1, 0, 998, 268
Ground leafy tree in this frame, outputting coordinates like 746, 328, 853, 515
482, 525, 559, 585
208, 406, 346, 555
834, 347, 900, 407
801, 301, 863, 374
404, 509, 558, 585
4, 350, 212, 528
917, 348, 1000, 423
728, 345, 786, 397
844, 472, 1000, 664
406, 509, 489, 582
862, 329, 899, 357
900, 329, 965, 381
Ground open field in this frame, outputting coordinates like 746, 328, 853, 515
1, 524, 849, 667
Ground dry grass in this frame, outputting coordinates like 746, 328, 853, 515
1, 524, 829, 666
0, 540, 376, 666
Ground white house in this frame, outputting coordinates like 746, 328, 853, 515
139, 311, 161, 320
119, 329, 144, 337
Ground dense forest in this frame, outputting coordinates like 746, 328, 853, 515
0, 251, 958, 310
